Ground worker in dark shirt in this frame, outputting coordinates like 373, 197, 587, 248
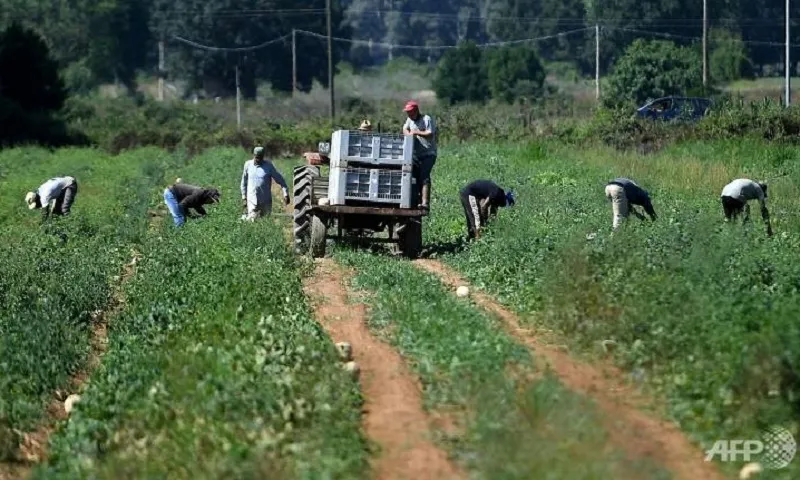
163, 179, 221, 227
604, 177, 657, 230
460, 180, 515, 240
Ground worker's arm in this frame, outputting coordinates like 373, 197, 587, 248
479, 197, 491, 220
41, 201, 51, 221
272, 165, 289, 192
759, 197, 773, 235
179, 191, 204, 214
412, 116, 434, 138
241, 162, 248, 200
642, 198, 657, 221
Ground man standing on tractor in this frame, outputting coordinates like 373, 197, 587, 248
402, 101, 436, 211
460, 179, 515, 240
241, 146, 290, 221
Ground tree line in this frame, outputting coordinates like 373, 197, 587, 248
1, 0, 798, 100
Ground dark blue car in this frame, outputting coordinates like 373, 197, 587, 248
636, 96, 712, 121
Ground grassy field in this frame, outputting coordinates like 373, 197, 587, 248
335, 249, 670, 478
1, 137, 799, 478
422, 139, 800, 478
0, 147, 183, 456
30, 148, 369, 478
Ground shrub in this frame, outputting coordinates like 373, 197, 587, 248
710, 29, 754, 83
487, 45, 546, 104
603, 39, 704, 108
432, 42, 489, 105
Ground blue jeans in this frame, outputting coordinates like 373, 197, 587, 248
164, 188, 185, 227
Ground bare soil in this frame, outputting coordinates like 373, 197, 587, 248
303, 259, 464, 480
414, 259, 727, 480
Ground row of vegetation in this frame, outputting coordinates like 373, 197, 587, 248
0, 147, 378, 476
334, 248, 669, 477
0, 147, 183, 459
420, 140, 800, 478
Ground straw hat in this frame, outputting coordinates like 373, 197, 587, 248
25, 192, 38, 210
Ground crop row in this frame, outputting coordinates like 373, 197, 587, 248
0, 147, 182, 459
334, 249, 668, 478
34, 148, 369, 479
426, 139, 800, 478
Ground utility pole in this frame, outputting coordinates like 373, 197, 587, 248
595, 24, 600, 101
786, 0, 792, 106
702, 0, 709, 89
326, 0, 335, 122
235, 63, 242, 129
292, 29, 297, 96
158, 36, 165, 101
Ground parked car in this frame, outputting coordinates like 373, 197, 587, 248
636, 96, 712, 121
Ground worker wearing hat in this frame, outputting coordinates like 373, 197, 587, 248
402, 100, 437, 211
241, 146, 289, 221
460, 179, 515, 240
25, 176, 78, 219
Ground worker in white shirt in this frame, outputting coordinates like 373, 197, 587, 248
241, 146, 289, 221
24, 176, 78, 219
720, 178, 772, 236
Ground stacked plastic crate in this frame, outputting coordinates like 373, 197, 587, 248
327, 130, 415, 208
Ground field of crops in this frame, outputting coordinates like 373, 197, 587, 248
1, 138, 798, 479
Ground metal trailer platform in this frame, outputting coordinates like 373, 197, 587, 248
310, 205, 428, 217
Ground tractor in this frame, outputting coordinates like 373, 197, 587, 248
292, 129, 427, 259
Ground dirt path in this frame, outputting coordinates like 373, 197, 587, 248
0, 250, 141, 480
303, 259, 464, 480
414, 259, 727, 480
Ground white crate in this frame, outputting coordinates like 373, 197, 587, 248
329, 130, 413, 168
328, 166, 413, 208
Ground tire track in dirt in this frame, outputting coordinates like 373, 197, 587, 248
414, 259, 727, 480
0, 250, 142, 480
303, 259, 465, 480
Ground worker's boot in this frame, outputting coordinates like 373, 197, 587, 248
421, 184, 430, 211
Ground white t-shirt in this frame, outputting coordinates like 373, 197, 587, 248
38, 176, 75, 207
721, 179, 766, 205
403, 114, 436, 157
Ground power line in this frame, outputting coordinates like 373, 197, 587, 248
607, 26, 800, 47
166, 8, 326, 14
171, 33, 291, 52
295, 27, 593, 50
351, 10, 793, 24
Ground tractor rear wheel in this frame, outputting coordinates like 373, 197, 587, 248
310, 214, 327, 258
398, 219, 422, 259
293, 165, 320, 253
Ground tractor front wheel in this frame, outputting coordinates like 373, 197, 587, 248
398, 219, 422, 259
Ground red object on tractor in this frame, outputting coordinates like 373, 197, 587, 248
304, 152, 329, 166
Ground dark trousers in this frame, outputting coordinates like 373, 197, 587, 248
53, 181, 78, 216
721, 196, 745, 221
415, 154, 437, 186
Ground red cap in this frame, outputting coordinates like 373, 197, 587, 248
403, 101, 419, 112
